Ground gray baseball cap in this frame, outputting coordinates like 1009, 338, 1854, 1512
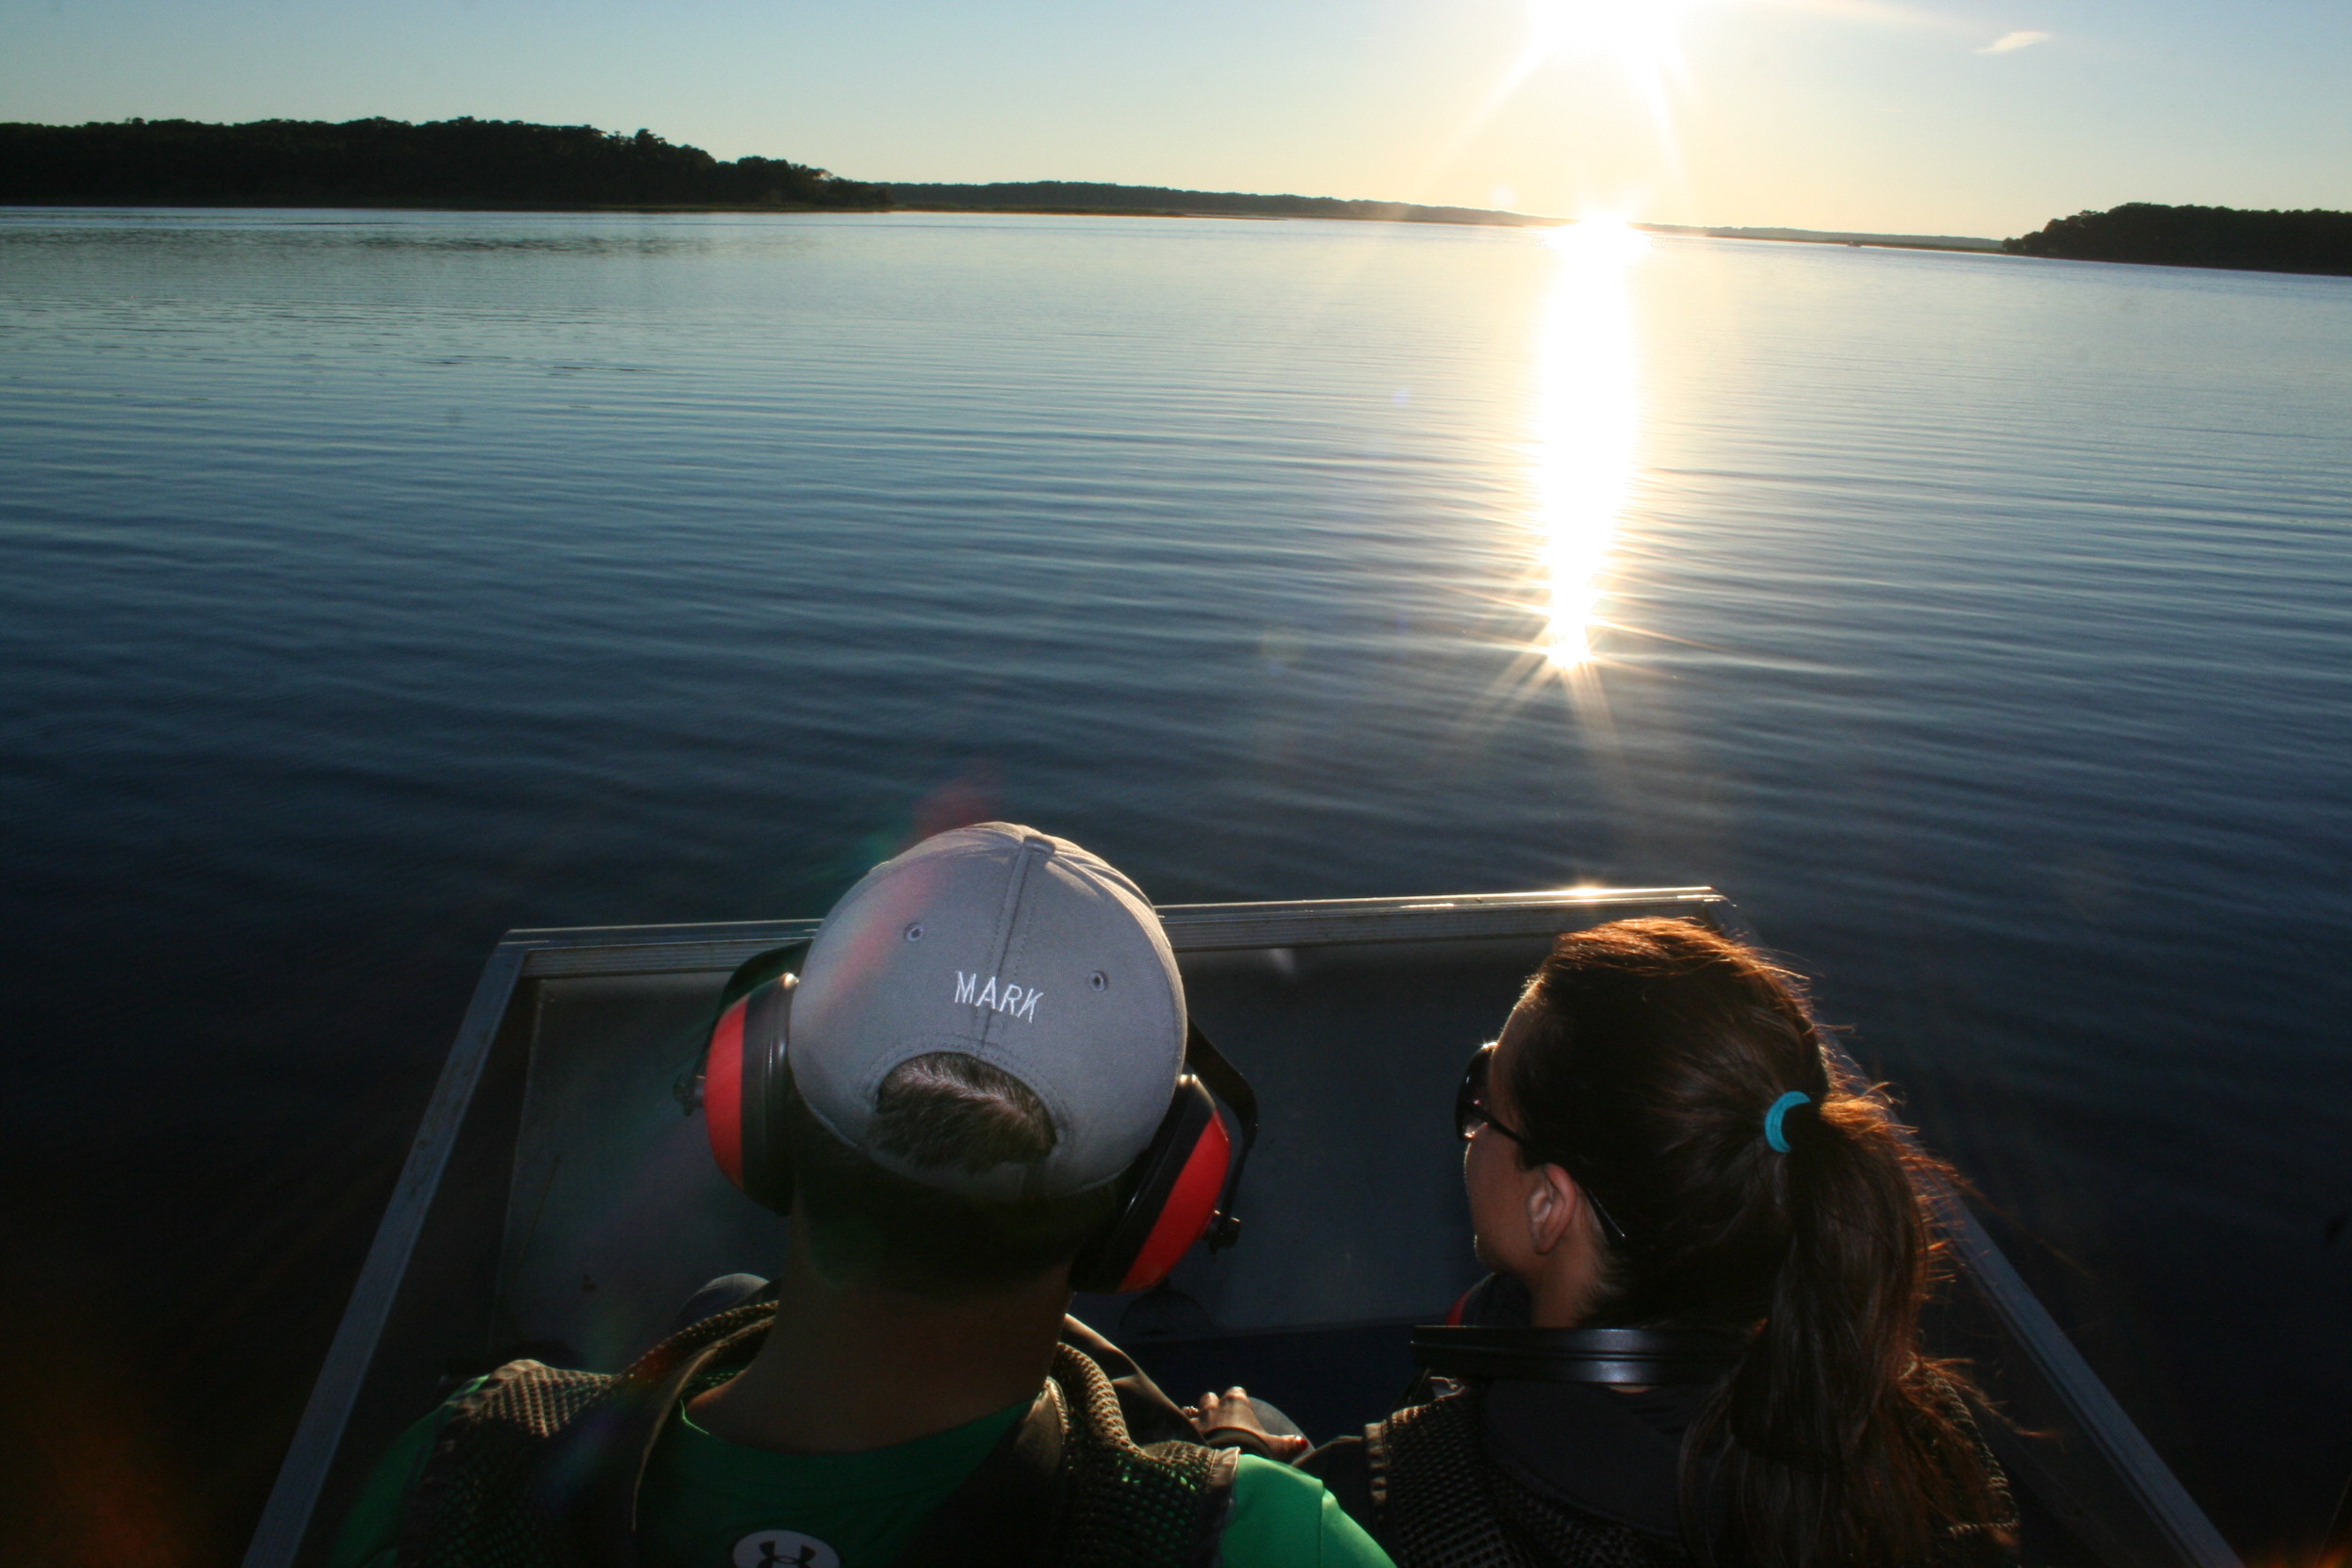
788, 823, 1186, 1200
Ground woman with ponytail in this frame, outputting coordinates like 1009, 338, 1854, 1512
1223, 917, 2017, 1566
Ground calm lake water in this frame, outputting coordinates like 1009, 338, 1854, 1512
2, 207, 2347, 1560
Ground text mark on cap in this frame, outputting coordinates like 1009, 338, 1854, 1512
955, 972, 1041, 1021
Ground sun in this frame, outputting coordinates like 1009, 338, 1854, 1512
1514, 0, 1709, 123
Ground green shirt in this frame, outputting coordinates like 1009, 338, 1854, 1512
329, 1381, 1392, 1568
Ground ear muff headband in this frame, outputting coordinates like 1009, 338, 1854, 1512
741, 975, 796, 1213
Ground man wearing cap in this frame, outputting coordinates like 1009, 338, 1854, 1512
329, 824, 1392, 1568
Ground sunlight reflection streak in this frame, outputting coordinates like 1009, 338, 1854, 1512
1531, 220, 1649, 669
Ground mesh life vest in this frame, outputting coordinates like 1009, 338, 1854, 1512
1366, 1389, 1690, 1568
1361, 1381, 2017, 1568
396, 1300, 1237, 1568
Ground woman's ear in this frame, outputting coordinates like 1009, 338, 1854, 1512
1523, 1163, 1584, 1255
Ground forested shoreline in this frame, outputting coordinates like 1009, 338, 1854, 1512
0, 119, 890, 209
0, 122, 1538, 225
11, 121, 2347, 275
2005, 203, 2352, 276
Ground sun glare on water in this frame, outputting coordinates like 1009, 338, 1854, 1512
1530, 217, 1649, 670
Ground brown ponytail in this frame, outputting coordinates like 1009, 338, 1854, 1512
1504, 919, 2012, 1566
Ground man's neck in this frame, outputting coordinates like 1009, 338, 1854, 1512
686, 1236, 1071, 1454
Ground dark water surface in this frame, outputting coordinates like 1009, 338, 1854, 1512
2, 207, 2347, 1561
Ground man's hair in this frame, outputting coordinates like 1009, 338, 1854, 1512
786, 1052, 1122, 1298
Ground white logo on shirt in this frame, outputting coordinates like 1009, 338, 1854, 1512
731, 1529, 840, 1568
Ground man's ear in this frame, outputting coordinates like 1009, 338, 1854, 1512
1523, 1163, 1584, 1256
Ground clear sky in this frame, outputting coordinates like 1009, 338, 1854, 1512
4, 0, 2348, 237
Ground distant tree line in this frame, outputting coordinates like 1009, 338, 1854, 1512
2005, 203, 2352, 276
889, 180, 1538, 226
0, 118, 890, 209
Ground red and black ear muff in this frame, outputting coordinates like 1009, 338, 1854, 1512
704, 972, 797, 1216
1070, 1023, 1257, 1295
1070, 1075, 1230, 1295
700, 959, 1258, 1291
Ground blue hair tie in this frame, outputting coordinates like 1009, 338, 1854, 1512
1763, 1091, 1811, 1153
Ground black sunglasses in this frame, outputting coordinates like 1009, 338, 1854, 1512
1455, 1041, 1632, 1250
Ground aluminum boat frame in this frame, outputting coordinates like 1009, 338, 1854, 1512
241, 888, 2242, 1568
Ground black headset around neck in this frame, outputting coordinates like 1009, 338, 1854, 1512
1411, 1324, 1747, 1386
